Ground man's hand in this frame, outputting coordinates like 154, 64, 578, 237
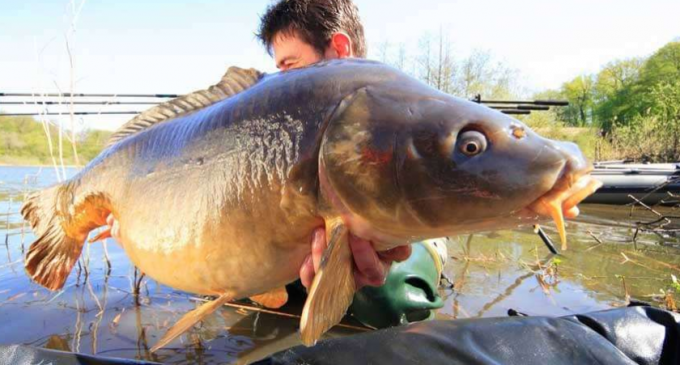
299, 227, 412, 290
105, 213, 120, 240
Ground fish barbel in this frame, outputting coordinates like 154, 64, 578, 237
20, 59, 601, 350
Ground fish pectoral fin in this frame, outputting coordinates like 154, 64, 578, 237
88, 228, 112, 243
250, 287, 289, 309
150, 294, 232, 353
300, 217, 356, 346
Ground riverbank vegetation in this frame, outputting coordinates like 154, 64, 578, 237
533, 41, 680, 162
0, 115, 110, 166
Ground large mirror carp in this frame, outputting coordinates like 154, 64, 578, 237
20, 59, 601, 350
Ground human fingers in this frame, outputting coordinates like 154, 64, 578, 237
378, 245, 412, 263
110, 216, 120, 239
349, 234, 386, 287
311, 227, 326, 273
354, 260, 389, 289
299, 255, 314, 289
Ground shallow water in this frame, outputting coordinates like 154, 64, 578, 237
1, 166, 679, 364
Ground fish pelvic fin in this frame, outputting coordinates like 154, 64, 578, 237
300, 217, 356, 346
22, 186, 111, 291
151, 294, 232, 353
88, 228, 112, 243
250, 287, 289, 309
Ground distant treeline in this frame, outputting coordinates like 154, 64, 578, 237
0, 115, 111, 165
375, 30, 520, 101
540, 41, 680, 162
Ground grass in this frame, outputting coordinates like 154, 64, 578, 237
524, 113, 679, 163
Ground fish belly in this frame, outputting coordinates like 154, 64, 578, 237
108, 166, 318, 298
118, 219, 311, 297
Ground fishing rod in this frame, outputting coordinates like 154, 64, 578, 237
0, 92, 179, 98
1, 110, 537, 117
0, 92, 569, 117
481, 100, 569, 106
0, 101, 160, 106
472, 94, 569, 107
492, 110, 531, 115
1, 92, 570, 106
488, 105, 547, 112
1, 112, 142, 116
0, 109, 534, 117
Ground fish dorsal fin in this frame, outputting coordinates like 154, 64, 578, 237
107, 66, 264, 146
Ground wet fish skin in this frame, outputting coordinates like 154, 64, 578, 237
20, 59, 598, 348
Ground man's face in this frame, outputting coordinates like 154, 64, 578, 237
272, 31, 337, 71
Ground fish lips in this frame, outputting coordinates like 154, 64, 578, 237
522, 164, 603, 249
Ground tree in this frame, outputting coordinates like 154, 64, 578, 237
447, 49, 519, 100
592, 58, 643, 131
559, 75, 594, 127
648, 80, 680, 160
640, 41, 680, 87
376, 40, 391, 64
416, 30, 457, 94
456, 50, 492, 98
393, 43, 408, 71
0, 115, 111, 164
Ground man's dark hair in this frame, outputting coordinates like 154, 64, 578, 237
257, 0, 367, 58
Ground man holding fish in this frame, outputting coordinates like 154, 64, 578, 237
105, 0, 416, 293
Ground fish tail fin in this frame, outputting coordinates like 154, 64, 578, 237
151, 294, 232, 352
22, 185, 107, 291
300, 218, 356, 346
22, 185, 82, 291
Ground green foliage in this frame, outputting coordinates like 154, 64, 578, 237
606, 116, 670, 161
520, 111, 600, 161
671, 275, 680, 293
550, 41, 680, 161
640, 42, 680, 87
592, 58, 644, 132
0, 115, 111, 165
560, 75, 594, 127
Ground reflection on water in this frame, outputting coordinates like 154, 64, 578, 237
1, 166, 679, 364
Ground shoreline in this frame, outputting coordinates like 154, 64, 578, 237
0, 163, 81, 168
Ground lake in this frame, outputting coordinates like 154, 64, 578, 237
1, 165, 678, 364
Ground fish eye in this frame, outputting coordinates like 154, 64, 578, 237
458, 130, 487, 157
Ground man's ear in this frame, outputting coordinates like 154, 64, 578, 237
327, 32, 353, 58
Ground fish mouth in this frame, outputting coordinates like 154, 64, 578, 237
526, 166, 603, 250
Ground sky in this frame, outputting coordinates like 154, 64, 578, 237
0, 0, 678, 131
